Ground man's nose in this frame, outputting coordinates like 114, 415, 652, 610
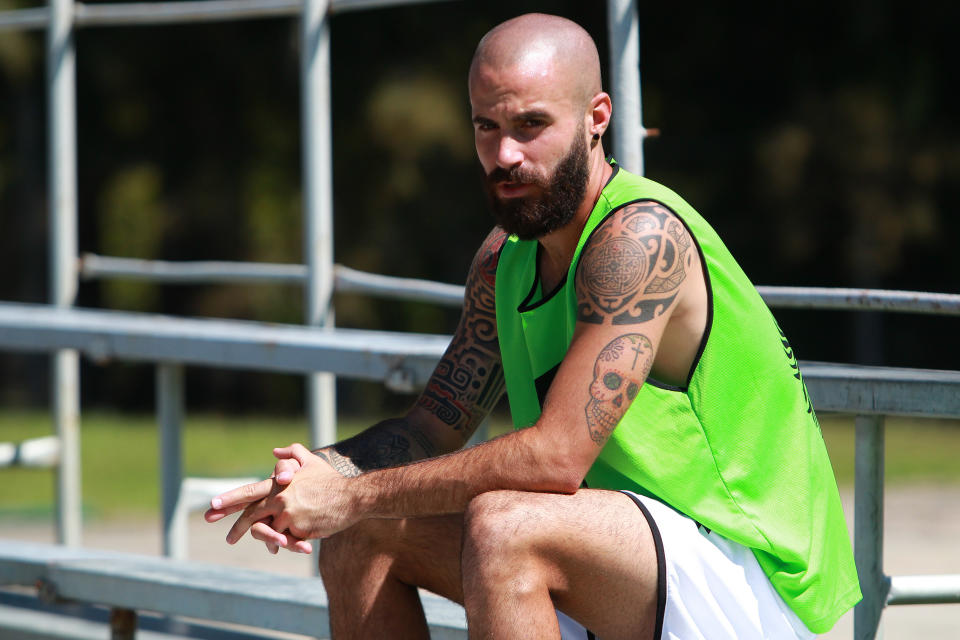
496, 135, 523, 170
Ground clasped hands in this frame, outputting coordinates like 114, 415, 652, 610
204, 443, 358, 555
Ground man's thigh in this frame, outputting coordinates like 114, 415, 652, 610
465, 489, 659, 640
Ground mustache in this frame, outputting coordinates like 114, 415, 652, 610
486, 166, 544, 186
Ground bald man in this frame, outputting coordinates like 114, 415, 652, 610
206, 14, 859, 639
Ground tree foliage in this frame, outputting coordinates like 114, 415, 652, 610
0, 1, 957, 411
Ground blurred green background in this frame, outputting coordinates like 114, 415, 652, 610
0, 2, 958, 451
1, 410, 959, 519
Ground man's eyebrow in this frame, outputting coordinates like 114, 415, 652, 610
472, 115, 495, 125
514, 110, 552, 122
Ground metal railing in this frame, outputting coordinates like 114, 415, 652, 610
1, 293, 960, 640
2, 0, 958, 637
0, 0, 651, 553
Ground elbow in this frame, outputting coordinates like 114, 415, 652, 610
551, 470, 584, 495
539, 449, 587, 495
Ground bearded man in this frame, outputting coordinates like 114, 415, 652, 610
206, 13, 860, 639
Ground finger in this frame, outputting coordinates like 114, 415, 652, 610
203, 501, 249, 522
251, 521, 288, 549
275, 470, 294, 484
293, 539, 313, 554
211, 478, 274, 511
226, 499, 276, 545
273, 442, 314, 466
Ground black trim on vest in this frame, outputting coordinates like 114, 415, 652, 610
534, 362, 561, 409
604, 160, 620, 185
620, 491, 667, 640
516, 161, 620, 314
572, 198, 714, 393
518, 244, 567, 312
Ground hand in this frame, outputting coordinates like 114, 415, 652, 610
204, 447, 310, 554
208, 443, 361, 548
256, 452, 306, 554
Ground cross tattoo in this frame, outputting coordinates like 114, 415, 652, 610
630, 339, 645, 369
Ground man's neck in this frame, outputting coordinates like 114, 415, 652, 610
537, 154, 613, 283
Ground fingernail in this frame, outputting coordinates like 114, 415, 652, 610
211, 497, 222, 509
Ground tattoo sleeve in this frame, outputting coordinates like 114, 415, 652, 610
575, 202, 693, 325
584, 333, 653, 445
317, 417, 439, 477
416, 228, 507, 437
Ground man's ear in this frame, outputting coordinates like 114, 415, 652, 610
588, 91, 612, 139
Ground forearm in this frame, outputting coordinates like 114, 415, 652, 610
352, 425, 582, 519
313, 414, 442, 478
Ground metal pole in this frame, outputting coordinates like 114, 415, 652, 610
301, 0, 337, 451
606, 0, 644, 175
47, 0, 81, 547
158, 364, 184, 558
854, 414, 888, 640
110, 608, 137, 640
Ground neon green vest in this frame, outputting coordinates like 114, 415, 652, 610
494, 164, 861, 633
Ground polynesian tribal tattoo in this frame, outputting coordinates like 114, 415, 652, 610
576, 202, 693, 325
318, 417, 439, 478
585, 334, 653, 445
417, 228, 507, 435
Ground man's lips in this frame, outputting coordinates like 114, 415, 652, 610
496, 181, 533, 198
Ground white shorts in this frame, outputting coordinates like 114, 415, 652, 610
556, 491, 815, 640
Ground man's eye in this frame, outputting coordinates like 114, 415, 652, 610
522, 119, 545, 128
476, 121, 497, 132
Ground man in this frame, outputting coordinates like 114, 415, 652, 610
205, 13, 860, 639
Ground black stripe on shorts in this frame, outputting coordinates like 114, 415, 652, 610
620, 491, 666, 640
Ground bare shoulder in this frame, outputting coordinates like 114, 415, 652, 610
575, 201, 696, 326
464, 226, 508, 310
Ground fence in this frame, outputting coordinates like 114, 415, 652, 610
2, 288, 960, 639
2, 0, 959, 638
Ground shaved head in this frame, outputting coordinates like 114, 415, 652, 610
470, 13, 602, 110
469, 14, 612, 240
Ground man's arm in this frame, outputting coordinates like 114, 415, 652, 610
314, 225, 509, 476
220, 203, 697, 539
205, 227, 509, 538
349, 201, 698, 513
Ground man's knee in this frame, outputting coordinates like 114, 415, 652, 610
462, 491, 552, 596
463, 491, 541, 563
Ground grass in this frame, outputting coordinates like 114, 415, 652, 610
0, 410, 958, 520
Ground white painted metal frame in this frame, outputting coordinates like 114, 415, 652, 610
1, 0, 957, 637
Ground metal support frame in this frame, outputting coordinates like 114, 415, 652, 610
301, 0, 337, 452
78, 254, 960, 316
4, 0, 960, 635
854, 415, 888, 640
606, 0, 644, 175
109, 607, 137, 640
158, 364, 185, 558
48, 0, 82, 548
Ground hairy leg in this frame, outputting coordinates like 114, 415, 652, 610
461, 489, 659, 640
318, 515, 464, 640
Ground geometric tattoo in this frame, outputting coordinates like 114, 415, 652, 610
416, 228, 507, 436
318, 228, 510, 477
576, 202, 692, 325
317, 417, 439, 478
584, 333, 653, 445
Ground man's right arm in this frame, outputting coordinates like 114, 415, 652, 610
209, 227, 509, 551
315, 226, 509, 476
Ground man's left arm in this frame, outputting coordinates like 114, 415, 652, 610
223, 202, 697, 541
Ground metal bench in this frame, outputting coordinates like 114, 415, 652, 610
0, 540, 468, 639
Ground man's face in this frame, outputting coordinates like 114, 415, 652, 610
481, 123, 588, 240
470, 60, 590, 240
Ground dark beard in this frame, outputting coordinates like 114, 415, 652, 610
482, 127, 589, 240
